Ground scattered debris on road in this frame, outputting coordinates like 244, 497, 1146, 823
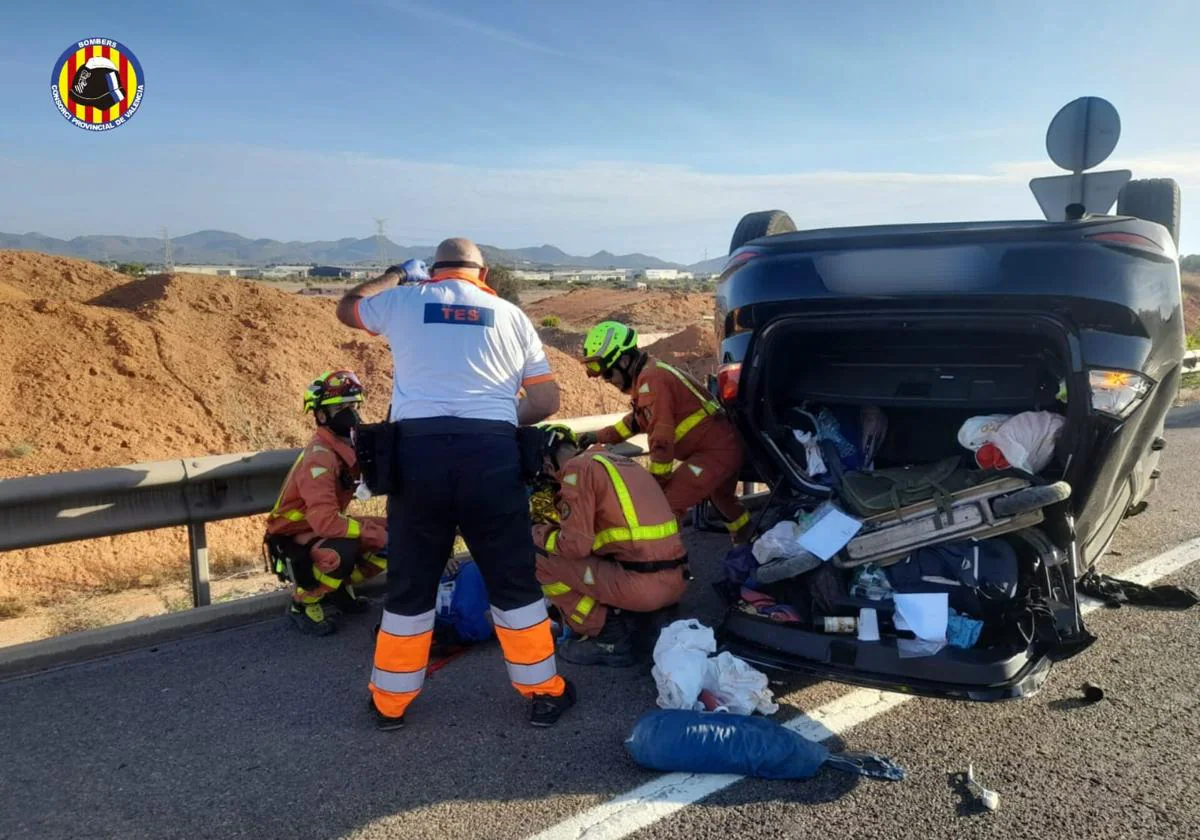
966, 763, 1001, 811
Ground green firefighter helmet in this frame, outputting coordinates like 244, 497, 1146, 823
303, 370, 365, 413
581, 321, 638, 375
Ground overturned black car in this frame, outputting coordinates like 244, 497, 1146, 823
710, 178, 1186, 701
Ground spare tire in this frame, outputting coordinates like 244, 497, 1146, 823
991, 481, 1072, 519
1116, 178, 1181, 247
729, 210, 797, 254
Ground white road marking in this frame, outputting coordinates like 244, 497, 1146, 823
526, 537, 1200, 840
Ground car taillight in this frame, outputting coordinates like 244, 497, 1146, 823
723, 249, 762, 273
717, 363, 742, 401
1089, 369, 1152, 418
1085, 231, 1166, 254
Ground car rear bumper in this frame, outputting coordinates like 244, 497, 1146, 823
720, 610, 1053, 702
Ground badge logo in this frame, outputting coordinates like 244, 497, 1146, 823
51, 38, 144, 131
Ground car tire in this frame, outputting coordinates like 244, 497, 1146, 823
1116, 178, 1181, 247
992, 481, 1072, 518
729, 210, 797, 254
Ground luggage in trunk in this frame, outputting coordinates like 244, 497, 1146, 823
838, 475, 1048, 568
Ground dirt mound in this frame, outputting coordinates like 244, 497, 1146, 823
537, 325, 586, 355
0, 250, 128, 301
0, 252, 626, 603
526, 287, 713, 330
1183, 272, 1200, 338
644, 322, 719, 380
544, 345, 629, 418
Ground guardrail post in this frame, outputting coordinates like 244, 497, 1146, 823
188, 522, 211, 607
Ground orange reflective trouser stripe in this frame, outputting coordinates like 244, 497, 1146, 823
490, 600, 566, 699
370, 608, 436, 718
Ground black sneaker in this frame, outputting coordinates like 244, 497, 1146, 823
557, 612, 634, 667
288, 600, 336, 636
368, 696, 406, 731
329, 584, 371, 615
530, 677, 576, 728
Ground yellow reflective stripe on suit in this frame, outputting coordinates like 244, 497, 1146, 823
312, 567, 343, 590
648, 460, 673, 476
655, 361, 720, 443
571, 595, 596, 625
268, 451, 306, 517
613, 418, 633, 440
589, 454, 679, 549
544, 529, 559, 553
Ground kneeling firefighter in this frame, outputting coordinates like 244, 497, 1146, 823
578, 321, 751, 543
532, 424, 689, 666
265, 370, 388, 635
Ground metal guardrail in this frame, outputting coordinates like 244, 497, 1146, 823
0, 413, 641, 608
5, 349, 1196, 612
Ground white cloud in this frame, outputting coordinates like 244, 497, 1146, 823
3, 143, 1199, 262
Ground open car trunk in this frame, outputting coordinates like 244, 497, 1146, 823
721, 313, 1094, 701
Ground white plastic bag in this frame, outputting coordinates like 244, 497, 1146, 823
652, 619, 778, 715
652, 619, 716, 711
990, 411, 1064, 474
706, 651, 779, 716
792, 430, 827, 476
957, 414, 1011, 452
751, 521, 804, 566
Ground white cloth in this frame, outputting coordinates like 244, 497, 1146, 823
355, 278, 552, 425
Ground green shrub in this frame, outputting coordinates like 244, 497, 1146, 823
540, 315, 561, 328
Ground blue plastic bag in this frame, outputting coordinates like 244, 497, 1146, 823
625, 710, 830, 780
435, 559, 493, 643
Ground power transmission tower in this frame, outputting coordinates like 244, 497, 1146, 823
162, 227, 174, 274
374, 218, 388, 268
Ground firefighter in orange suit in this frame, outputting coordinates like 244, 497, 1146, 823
578, 321, 751, 543
265, 370, 388, 635
532, 424, 689, 666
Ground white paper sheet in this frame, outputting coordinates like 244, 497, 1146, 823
892, 593, 949, 642
797, 506, 863, 561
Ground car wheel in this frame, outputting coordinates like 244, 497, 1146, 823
1116, 178, 1181, 247
992, 481, 1072, 518
729, 210, 797, 254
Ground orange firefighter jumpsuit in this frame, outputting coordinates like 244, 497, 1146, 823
533, 449, 688, 637
595, 359, 749, 537
265, 427, 388, 603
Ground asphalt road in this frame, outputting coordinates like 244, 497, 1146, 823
4, 420, 1200, 840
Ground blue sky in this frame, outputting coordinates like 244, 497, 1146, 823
2, 0, 1198, 262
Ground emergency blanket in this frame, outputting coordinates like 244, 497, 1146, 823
651, 619, 779, 716
626, 710, 906, 781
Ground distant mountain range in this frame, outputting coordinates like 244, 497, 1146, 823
0, 229, 725, 273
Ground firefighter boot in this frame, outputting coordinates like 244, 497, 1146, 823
288, 599, 336, 636
329, 583, 371, 615
529, 677, 577, 728
557, 611, 635, 667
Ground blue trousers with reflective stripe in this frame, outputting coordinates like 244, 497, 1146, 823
385, 421, 541, 615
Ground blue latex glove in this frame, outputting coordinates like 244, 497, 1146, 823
389, 259, 430, 283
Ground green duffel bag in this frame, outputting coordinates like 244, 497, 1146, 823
839, 457, 986, 519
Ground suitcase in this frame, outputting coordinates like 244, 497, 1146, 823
834, 476, 1045, 569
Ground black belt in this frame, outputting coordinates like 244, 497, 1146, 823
396, 417, 517, 437
618, 555, 688, 574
